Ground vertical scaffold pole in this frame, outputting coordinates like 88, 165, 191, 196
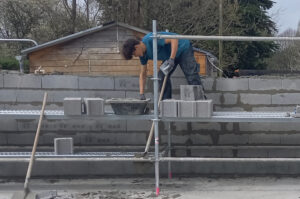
152, 20, 160, 196
168, 122, 172, 179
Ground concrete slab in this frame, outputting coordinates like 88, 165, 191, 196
63, 98, 82, 116
54, 137, 73, 155
83, 98, 104, 116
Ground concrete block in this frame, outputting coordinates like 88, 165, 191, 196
0, 134, 7, 145
248, 134, 281, 144
160, 99, 178, 117
239, 122, 300, 132
272, 93, 300, 105
281, 134, 300, 145
114, 77, 140, 90
4, 74, 41, 88
249, 79, 282, 91
237, 148, 268, 158
216, 78, 249, 91
202, 78, 214, 91
54, 138, 74, 155
218, 134, 249, 145
7, 133, 35, 145
195, 100, 213, 118
215, 106, 245, 111
178, 101, 196, 117
0, 119, 18, 131
192, 123, 221, 131
205, 93, 221, 104
191, 148, 233, 157
282, 79, 300, 91
78, 76, 114, 90
127, 120, 151, 131
0, 73, 3, 88
180, 85, 205, 100
223, 93, 238, 105
102, 120, 126, 131
64, 97, 82, 115
190, 134, 212, 144
42, 75, 78, 89
240, 94, 271, 105
16, 90, 44, 102
161, 134, 191, 144
83, 98, 104, 116
0, 89, 17, 102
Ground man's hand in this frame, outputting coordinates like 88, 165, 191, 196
168, 58, 175, 69
140, 93, 146, 100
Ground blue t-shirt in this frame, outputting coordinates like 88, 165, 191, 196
139, 32, 190, 65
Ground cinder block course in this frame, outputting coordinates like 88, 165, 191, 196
282, 79, 300, 90
114, 77, 140, 90
0, 73, 3, 88
205, 93, 221, 104
83, 98, 104, 116
78, 90, 126, 99
272, 93, 300, 105
180, 85, 205, 100
0, 119, 18, 131
216, 78, 249, 91
240, 122, 300, 132
4, 74, 41, 88
190, 134, 212, 144
160, 99, 178, 117
78, 76, 114, 90
0, 134, 7, 144
16, 90, 44, 102
54, 137, 74, 155
7, 133, 35, 145
223, 93, 238, 105
248, 134, 281, 144
64, 97, 82, 115
249, 79, 282, 91
218, 134, 249, 145
240, 94, 271, 105
42, 75, 78, 89
127, 120, 151, 131
192, 123, 221, 131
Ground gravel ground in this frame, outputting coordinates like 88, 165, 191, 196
1, 176, 300, 199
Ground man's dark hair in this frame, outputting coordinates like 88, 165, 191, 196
122, 39, 140, 60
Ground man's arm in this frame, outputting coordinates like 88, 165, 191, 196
165, 39, 178, 59
139, 65, 147, 95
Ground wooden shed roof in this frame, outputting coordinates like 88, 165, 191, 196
21, 22, 149, 55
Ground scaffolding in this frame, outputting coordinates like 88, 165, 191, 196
2, 20, 300, 196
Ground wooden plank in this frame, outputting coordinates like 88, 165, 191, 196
91, 65, 140, 72
63, 41, 118, 48
30, 60, 89, 67
32, 53, 127, 61
90, 59, 140, 66
42, 66, 89, 73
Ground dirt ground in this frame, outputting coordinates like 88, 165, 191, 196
1, 176, 300, 199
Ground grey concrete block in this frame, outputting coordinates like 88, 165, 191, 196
0, 134, 7, 145
248, 134, 281, 144
216, 78, 249, 91
249, 79, 282, 91
191, 148, 233, 157
192, 123, 221, 131
237, 148, 268, 158
178, 101, 196, 117
16, 90, 44, 102
54, 137, 74, 155
7, 133, 35, 145
240, 94, 271, 105
272, 93, 300, 105
114, 77, 140, 90
205, 93, 221, 104
195, 100, 213, 118
78, 90, 126, 99
4, 74, 41, 88
161, 134, 191, 144
282, 79, 300, 91
127, 120, 151, 131
223, 93, 238, 105
0, 73, 3, 88
160, 99, 178, 117
83, 98, 104, 116
0, 119, 18, 131
78, 76, 114, 90
64, 97, 82, 115
218, 134, 249, 145
4, 103, 62, 110
0, 89, 17, 102
239, 122, 300, 132
102, 120, 126, 131
190, 134, 212, 144
202, 78, 214, 91
180, 85, 205, 100
42, 75, 78, 89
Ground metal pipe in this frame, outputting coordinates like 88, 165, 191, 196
0, 157, 154, 162
167, 122, 172, 179
152, 20, 160, 197
157, 35, 300, 42
0, 39, 38, 46
160, 157, 300, 162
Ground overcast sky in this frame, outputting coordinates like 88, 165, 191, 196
268, 0, 300, 34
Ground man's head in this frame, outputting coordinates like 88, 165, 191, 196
122, 39, 144, 59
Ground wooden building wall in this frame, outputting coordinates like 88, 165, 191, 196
29, 25, 207, 76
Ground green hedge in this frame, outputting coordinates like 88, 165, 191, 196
0, 57, 29, 72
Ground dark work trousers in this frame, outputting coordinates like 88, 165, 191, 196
158, 45, 203, 100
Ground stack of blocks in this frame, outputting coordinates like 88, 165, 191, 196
160, 85, 213, 118
64, 97, 104, 116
